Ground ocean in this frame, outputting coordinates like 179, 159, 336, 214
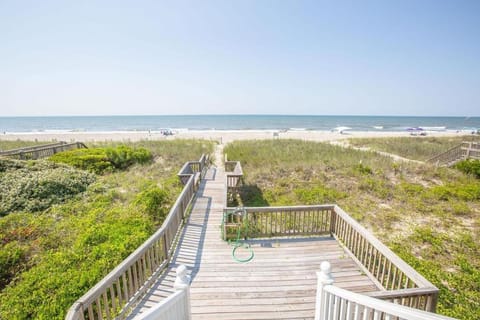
0, 115, 479, 133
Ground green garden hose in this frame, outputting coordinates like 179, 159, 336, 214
224, 208, 254, 263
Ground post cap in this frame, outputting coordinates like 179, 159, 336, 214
320, 261, 331, 274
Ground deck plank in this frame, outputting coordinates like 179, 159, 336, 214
128, 147, 378, 320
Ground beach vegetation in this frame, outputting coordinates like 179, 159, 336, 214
49, 145, 152, 174
454, 159, 480, 179
0, 139, 214, 319
0, 158, 95, 216
224, 139, 479, 319
348, 136, 474, 161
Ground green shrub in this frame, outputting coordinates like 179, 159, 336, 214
295, 185, 345, 204
49, 148, 112, 174
0, 242, 27, 288
0, 159, 95, 216
455, 159, 480, 179
354, 162, 373, 175
430, 183, 480, 201
134, 184, 170, 220
106, 145, 152, 169
0, 208, 153, 320
49, 146, 152, 174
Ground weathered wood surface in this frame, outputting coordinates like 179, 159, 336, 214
129, 148, 377, 320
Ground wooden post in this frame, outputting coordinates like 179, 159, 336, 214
466, 142, 472, 159
315, 261, 335, 320
329, 208, 337, 237
174, 265, 192, 320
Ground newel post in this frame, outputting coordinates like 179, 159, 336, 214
174, 265, 192, 320
315, 261, 335, 320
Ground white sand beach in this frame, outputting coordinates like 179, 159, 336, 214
0, 129, 469, 144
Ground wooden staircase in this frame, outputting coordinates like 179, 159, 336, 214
427, 141, 480, 166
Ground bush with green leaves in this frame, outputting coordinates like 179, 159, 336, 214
106, 145, 152, 169
455, 159, 480, 179
49, 145, 152, 174
0, 159, 95, 216
134, 184, 170, 221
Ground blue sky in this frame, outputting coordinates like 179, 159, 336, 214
1, 0, 479, 116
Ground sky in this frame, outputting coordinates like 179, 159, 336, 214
1, 0, 479, 117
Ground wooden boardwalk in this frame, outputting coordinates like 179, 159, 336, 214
129, 146, 378, 320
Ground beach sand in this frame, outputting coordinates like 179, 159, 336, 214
0, 129, 469, 144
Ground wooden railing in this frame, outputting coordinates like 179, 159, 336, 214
427, 141, 480, 166
315, 261, 455, 320
222, 204, 439, 312
177, 154, 209, 185
0, 141, 87, 160
462, 141, 480, 159
330, 206, 438, 311
223, 205, 333, 240
66, 156, 206, 320
225, 161, 243, 189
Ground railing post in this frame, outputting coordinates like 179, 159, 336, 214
466, 142, 472, 159
222, 209, 227, 241
428, 291, 439, 313
329, 208, 337, 237
315, 261, 335, 320
174, 265, 192, 320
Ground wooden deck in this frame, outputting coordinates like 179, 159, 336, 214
128, 147, 378, 320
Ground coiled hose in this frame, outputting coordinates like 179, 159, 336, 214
224, 208, 254, 263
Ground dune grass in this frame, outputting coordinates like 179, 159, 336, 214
348, 136, 477, 161
0, 139, 214, 320
225, 139, 479, 320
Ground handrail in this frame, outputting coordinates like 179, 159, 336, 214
0, 141, 87, 160
225, 161, 243, 189
330, 205, 439, 311
331, 205, 433, 288
223, 205, 333, 240
178, 154, 210, 185
427, 141, 480, 166
66, 156, 207, 320
316, 262, 455, 320
461, 141, 480, 160
427, 143, 463, 165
